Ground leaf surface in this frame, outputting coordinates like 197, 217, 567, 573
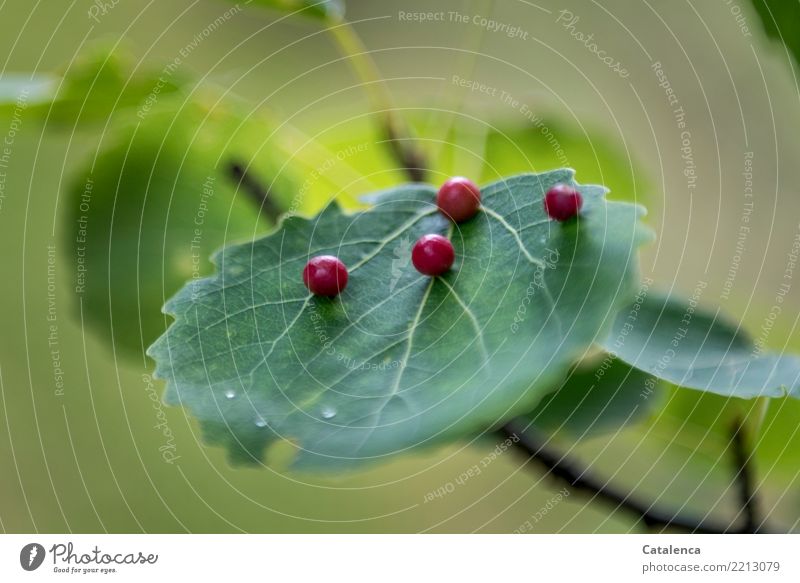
528, 357, 662, 438
67, 89, 297, 357
149, 170, 651, 468
602, 292, 800, 399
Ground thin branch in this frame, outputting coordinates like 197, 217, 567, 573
382, 119, 427, 183
227, 161, 282, 223
327, 20, 427, 183
501, 419, 773, 534
730, 417, 761, 533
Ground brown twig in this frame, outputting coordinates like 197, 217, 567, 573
501, 419, 773, 533
228, 161, 282, 223
327, 20, 427, 183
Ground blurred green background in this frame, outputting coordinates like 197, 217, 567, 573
1, 0, 799, 533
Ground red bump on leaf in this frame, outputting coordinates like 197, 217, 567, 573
303, 255, 348, 296
412, 234, 455, 276
437, 176, 481, 222
544, 184, 583, 221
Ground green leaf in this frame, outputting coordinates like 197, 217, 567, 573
19, 43, 185, 128
750, 0, 800, 67
527, 357, 662, 438
542, 389, 749, 521
602, 291, 800, 399
67, 89, 297, 358
240, 0, 344, 21
148, 170, 651, 468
